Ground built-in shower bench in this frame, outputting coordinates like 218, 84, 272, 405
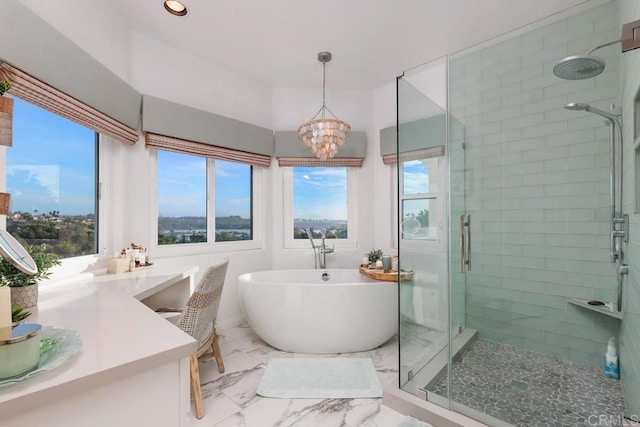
567, 297, 623, 320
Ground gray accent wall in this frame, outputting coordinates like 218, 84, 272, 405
380, 115, 446, 156
142, 95, 273, 156
450, 2, 620, 367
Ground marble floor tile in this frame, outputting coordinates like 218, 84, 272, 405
182, 388, 241, 427
200, 324, 417, 427
199, 353, 265, 406
217, 330, 268, 361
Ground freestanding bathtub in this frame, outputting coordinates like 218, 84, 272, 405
238, 269, 398, 354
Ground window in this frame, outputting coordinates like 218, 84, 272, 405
157, 150, 207, 245
214, 160, 252, 242
397, 157, 444, 246
4, 97, 98, 259
156, 152, 254, 246
284, 166, 357, 248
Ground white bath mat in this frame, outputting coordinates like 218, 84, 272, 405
257, 357, 383, 399
398, 416, 433, 427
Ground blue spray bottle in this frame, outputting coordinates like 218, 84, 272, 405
604, 337, 619, 379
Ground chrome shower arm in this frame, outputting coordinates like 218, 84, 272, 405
586, 39, 621, 56
587, 105, 622, 124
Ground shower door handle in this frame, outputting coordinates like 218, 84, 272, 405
460, 214, 471, 272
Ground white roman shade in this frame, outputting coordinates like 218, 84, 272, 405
142, 95, 273, 166
274, 131, 367, 167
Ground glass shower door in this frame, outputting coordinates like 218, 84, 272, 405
425, 2, 624, 425
397, 58, 456, 406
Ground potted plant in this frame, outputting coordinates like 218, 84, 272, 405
0, 80, 10, 96
367, 249, 383, 264
11, 305, 31, 325
0, 244, 61, 308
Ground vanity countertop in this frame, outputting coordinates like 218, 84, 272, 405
0, 263, 198, 419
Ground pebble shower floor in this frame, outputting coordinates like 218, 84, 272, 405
427, 338, 627, 427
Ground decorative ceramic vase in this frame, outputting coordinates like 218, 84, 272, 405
392, 256, 399, 272
10, 283, 38, 309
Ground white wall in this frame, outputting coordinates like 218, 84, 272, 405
9, 6, 415, 328
125, 34, 402, 326
131, 32, 273, 129
271, 88, 395, 269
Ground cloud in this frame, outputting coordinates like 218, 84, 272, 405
8, 165, 60, 202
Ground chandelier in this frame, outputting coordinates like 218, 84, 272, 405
298, 52, 351, 160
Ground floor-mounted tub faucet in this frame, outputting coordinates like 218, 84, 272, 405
306, 227, 334, 269
319, 228, 334, 269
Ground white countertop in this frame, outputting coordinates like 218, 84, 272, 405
0, 263, 199, 419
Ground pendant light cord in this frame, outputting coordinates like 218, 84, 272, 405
321, 61, 326, 119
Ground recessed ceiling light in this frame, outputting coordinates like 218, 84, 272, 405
164, 0, 188, 16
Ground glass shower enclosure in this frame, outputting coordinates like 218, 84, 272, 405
398, 1, 628, 425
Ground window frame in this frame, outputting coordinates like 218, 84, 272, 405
392, 155, 446, 251
282, 166, 358, 249
150, 150, 263, 257
1, 95, 103, 262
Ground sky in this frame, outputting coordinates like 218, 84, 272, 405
157, 150, 251, 218
401, 160, 432, 238
293, 166, 347, 220
7, 98, 96, 215
402, 160, 430, 195
7, 97, 252, 219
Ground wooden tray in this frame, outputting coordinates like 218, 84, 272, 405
359, 265, 414, 282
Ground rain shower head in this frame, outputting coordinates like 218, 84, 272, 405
553, 39, 621, 80
565, 102, 621, 124
553, 55, 606, 80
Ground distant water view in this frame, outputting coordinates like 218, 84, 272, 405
293, 219, 347, 239
158, 216, 252, 244
157, 216, 347, 244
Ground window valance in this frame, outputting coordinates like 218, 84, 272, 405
142, 95, 273, 165
0, 2, 141, 144
379, 114, 446, 165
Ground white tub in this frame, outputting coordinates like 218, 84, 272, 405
238, 269, 398, 353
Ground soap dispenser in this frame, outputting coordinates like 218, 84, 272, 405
604, 337, 619, 379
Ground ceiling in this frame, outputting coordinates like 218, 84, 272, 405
110, 0, 595, 89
